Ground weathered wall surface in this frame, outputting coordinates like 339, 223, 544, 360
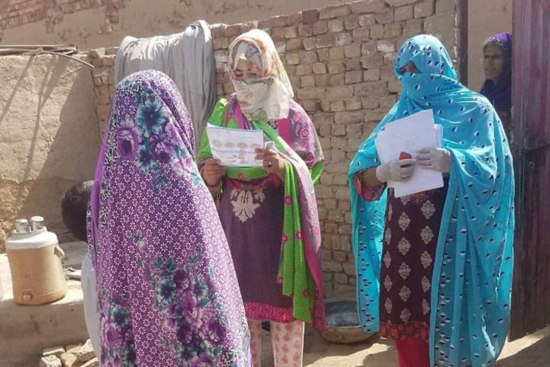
467, 0, 513, 91
0, 0, 356, 50
0, 54, 100, 250
89, 0, 461, 297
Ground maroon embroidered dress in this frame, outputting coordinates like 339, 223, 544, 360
201, 97, 324, 324
355, 177, 448, 342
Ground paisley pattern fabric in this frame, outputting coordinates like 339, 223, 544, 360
88, 70, 250, 366
377, 185, 448, 343
349, 35, 515, 367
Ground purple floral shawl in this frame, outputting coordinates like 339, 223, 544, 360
87, 70, 250, 366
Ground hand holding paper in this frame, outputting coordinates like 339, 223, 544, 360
416, 148, 452, 173
375, 159, 417, 183
255, 141, 286, 180
374, 109, 444, 197
206, 124, 264, 167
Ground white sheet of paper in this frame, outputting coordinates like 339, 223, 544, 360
206, 124, 265, 167
375, 110, 444, 197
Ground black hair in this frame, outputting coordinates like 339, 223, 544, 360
61, 181, 93, 242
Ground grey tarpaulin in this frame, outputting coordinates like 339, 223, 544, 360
114, 20, 216, 149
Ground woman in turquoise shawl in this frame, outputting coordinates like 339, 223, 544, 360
349, 35, 514, 367
198, 29, 325, 367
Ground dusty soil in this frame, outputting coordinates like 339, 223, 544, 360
256, 325, 550, 366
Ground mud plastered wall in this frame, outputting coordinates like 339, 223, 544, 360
0, 54, 100, 250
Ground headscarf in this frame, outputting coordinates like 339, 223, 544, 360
348, 35, 514, 367
88, 70, 250, 366
480, 32, 512, 113
228, 29, 294, 122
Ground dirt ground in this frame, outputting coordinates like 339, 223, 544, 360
258, 325, 550, 366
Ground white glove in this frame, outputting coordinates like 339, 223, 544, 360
375, 159, 416, 183
416, 148, 452, 173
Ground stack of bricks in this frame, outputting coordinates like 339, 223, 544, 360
86, 0, 459, 297
88, 47, 118, 136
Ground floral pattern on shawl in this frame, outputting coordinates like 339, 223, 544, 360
140, 248, 230, 365
88, 70, 250, 366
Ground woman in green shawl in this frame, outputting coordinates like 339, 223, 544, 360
198, 29, 325, 367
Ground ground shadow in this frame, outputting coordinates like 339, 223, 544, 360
495, 333, 550, 367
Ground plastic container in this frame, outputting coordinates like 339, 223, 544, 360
5, 216, 67, 305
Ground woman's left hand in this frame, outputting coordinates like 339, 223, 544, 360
256, 146, 286, 181
416, 148, 452, 173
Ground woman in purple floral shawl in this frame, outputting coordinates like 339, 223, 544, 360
87, 70, 250, 366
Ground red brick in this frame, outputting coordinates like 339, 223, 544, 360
355, 81, 388, 97
361, 53, 385, 68
334, 32, 353, 46
286, 38, 304, 51
328, 19, 344, 33
328, 61, 346, 74
345, 58, 362, 71
344, 14, 359, 30
313, 62, 327, 74
375, 9, 394, 24
345, 70, 363, 84
318, 48, 330, 62
319, 4, 351, 20
352, 27, 370, 42
384, 23, 402, 38
303, 37, 316, 51
225, 24, 241, 37
315, 74, 331, 87
330, 74, 346, 86
213, 37, 229, 50
299, 50, 318, 64
302, 9, 320, 24
210, 24, 226, 38
316, 33, 335, 48
298, 24, 313, 37
313, 21, 328, 35
271, 27, 286, 41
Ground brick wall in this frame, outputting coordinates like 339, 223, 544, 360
88, 0, 461, 297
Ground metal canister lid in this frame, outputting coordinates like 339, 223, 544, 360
14, 219, 29, 233
30, 216, 45, 231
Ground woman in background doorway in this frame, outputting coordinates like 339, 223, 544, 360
480, 32, 512, 139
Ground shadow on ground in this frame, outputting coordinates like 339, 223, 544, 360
496, 331, 550, 367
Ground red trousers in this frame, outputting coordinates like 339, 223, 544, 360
395, 338, 430, 367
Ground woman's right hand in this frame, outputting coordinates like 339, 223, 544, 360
202, 159, 226, 187
375, 159, 416, 183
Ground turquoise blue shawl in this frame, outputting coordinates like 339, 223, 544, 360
348, 35, 515, 367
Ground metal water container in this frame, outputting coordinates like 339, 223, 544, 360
5, 216, 67, 305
